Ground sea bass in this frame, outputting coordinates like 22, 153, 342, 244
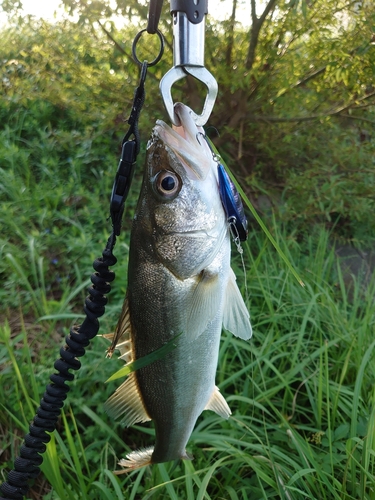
105, 103, 252, 471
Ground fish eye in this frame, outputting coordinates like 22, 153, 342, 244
154, 170, 181, 199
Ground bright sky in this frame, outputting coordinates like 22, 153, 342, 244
5, 0, 251, 24
22, 0, 63, 19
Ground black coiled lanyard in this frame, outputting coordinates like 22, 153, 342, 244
0, 27, 164, 500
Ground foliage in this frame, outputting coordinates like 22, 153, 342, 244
2, 0, 375, 240
205, 0, 375, 242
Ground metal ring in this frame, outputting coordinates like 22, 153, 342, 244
132, 29, 164, 67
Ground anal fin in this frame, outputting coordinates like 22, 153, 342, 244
114, 447, 154, 474
204, 386, 231, 419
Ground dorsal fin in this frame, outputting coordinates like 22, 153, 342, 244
104, 295, 149, 426
103, 294, 132, 358
105, 372, 151, 427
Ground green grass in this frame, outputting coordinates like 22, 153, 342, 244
1, 50, 375, 500
1, 218, 375, 498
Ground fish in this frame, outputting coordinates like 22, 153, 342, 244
104, 102, 252, 472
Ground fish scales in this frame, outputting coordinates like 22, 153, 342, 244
105, 103, 252, 471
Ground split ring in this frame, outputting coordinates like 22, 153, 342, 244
132, 29, 164, 67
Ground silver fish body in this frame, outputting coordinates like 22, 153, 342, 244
105, 103, 252, 470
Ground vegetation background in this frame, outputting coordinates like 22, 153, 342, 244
0, 0, 374, 498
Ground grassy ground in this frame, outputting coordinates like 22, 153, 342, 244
1, 105, 375, 499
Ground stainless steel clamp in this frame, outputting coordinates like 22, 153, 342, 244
160, 0, 218, 126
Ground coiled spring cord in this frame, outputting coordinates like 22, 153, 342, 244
0, 234, 117, 500
0, 30, 160, 497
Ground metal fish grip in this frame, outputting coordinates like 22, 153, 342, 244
160, 0, 218, 126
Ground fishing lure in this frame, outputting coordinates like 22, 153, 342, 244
217, 163, 248, 242
202, 135, 248, 243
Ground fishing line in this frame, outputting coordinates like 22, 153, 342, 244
228, 217, 249, 306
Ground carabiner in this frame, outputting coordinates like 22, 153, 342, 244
160, 0, 218, 126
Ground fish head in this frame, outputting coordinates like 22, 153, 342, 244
135, 103, 229, 279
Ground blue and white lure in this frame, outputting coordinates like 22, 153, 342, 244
202, 135, 248, 246
217, 163, 248, 243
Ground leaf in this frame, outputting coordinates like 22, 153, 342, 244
106, 333, 182, 382
334, 423, 350, 441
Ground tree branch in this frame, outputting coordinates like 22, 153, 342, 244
259, 0, 278, 25
246, 0, 279, 70
95, 20, 160, 82
251, 0, 257, 24
225, 0, 237, 66
97, 20, 132, 60
340, 114, 375, 125
249, 91, 375, 123
291, 65, 328, 89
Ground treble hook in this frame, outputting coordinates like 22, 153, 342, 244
160, 0, 218, 126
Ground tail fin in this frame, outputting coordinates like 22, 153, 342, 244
114, 447, 154, 474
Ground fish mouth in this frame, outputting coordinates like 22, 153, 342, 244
153, 104, 215, 180
172, 103, 201, 144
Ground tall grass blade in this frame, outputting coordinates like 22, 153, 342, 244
206, 138, 305, 287
155, 463, 179, 500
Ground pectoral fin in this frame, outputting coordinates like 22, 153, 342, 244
223, 268, 252, 340
187, 270, 222, 340
105, 372, 151, 426
204, 386, 231, 419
